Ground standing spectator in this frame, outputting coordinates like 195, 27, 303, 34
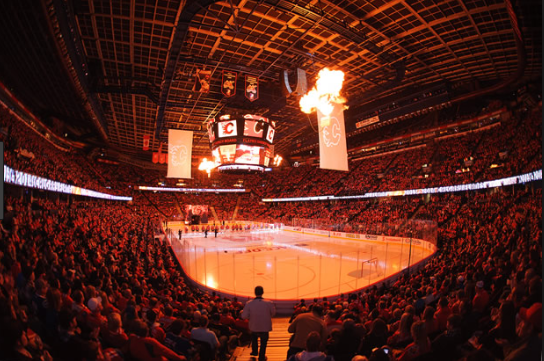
434, 297, 452, 332
472, 281, 489, 314
242, 286, 276, 361
287, 305, 327, 358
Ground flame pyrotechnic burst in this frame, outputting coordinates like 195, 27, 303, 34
198, 158, 215, 177
299, 68, 345, 117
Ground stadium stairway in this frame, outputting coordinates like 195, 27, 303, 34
232, 196, 242, 221
230, 317, 291, 361
210, 206, 220, 224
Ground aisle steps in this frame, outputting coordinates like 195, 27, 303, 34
231, 317, 291, 361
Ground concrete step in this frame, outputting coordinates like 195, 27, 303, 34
231, 317, 291, 361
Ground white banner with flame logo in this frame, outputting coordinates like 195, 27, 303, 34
167, 129, 193, 178
317, 103, 348, 171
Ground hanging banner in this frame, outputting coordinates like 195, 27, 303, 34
152, 153, 159, 163
317, 103, 348, 171
222, 70, 237, 97
245, 75, 259, 101
193, 69, 211, 93
167, 130, 193, 179
143, 135, 150, 150
159, 153, 166, 164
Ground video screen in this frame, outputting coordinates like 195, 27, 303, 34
217, 120, 237, 138
243, 120, 265, 138
234, 144, 263, 165
218, 144, 236, 163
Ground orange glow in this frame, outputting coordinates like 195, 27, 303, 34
198, 158, 215, 177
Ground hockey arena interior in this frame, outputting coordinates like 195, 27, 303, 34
0, 1, 541, 360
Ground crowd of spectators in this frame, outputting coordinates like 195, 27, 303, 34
0, 196, 254, 361
0, 92, 541, 361
284, 188, 541, 361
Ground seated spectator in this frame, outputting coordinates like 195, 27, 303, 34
421, 306, 439, 337
396, 321, 431, 361
0, 318, 53, 361
87, 296, 107, 329
146, 309, 166, 343
431, 314, 464, 361
499, 303, 541, 361
359, 318, 388, 357
100, 312, 129, 350
287, 331, 333, 361
325, 310, 343, 334
54, 309, 102, 361
164, 319, 194, 359
208, 312, 239, 355
190, 315, 220, 352
128, 320, 186, 361
387, 313, 412, 347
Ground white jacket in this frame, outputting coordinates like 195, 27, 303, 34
242, 297, 276, 332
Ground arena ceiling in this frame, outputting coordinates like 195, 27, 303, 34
0, 0, 541, 163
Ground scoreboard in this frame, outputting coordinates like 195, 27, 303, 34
208, 114, 275, 172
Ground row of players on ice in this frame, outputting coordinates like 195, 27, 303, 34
178, 223, 279, 236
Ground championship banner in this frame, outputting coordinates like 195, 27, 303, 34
317, 103, 348, 171
222, 70, 237, 97
167, 129, 193, 179
143, 135, 150, 150
152, 152, 159, 163
245, 75, 259, 101
193, 69, 211, 93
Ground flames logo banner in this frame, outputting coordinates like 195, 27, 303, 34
245, 75, 259, 101
222, 70, 237, 97
167, 129, 193, 179
317, 103, 348, 171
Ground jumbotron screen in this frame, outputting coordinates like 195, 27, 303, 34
208, 114, 275, 172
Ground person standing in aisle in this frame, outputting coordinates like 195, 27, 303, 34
242, 286, 276, 361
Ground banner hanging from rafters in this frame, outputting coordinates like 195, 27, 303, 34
317, 103, 348, 171
193, 69, 211, 93
143, 135, 150, 150
245, 75, 259, 101
222, 70, 237, 97
167, 130, 193, 179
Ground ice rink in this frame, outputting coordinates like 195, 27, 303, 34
169, 227, 434, 300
